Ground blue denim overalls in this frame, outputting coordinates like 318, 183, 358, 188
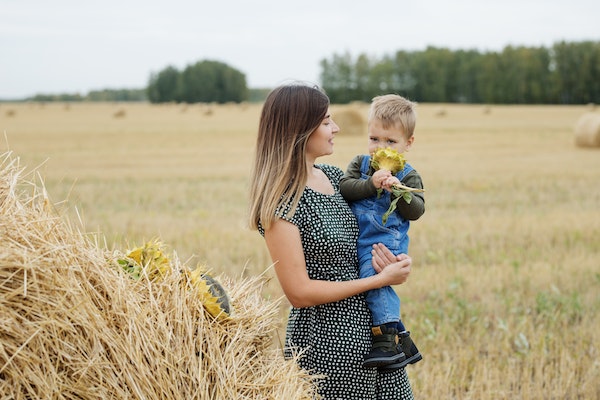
350, 155, 413, 326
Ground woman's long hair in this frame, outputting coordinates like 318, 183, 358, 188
248, 83, 329, 231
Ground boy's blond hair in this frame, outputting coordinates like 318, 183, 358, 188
368, 94, 417, 138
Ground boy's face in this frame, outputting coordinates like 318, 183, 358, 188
367, 119, 414, 155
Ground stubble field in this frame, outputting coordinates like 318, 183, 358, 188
1, 101, 599, 399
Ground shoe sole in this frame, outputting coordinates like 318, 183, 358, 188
378, 352, 422, 372
362, 352, 406, 368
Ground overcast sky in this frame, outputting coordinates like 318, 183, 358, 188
1, 0, 598, 99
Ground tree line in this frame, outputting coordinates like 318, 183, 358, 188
15, 40, 599, 104
27, 88, 147, 103
320, 41, 600, 104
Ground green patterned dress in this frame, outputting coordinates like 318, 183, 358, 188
260, 164, 414, 399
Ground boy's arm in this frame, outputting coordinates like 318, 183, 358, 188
394, 170, 425, 221
339, 155, 378, 201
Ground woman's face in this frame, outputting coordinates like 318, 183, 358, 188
306, 109, 339, 159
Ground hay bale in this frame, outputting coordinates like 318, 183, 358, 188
574, 113, 600, 148
113, 109, 126, 118
434, 108, 447, 117
332, 106, 366, 136
0, 151, 319, 399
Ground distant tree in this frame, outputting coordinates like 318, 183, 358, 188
177, 60, 247, 103
553, 41, 600, 104
29, 93, 84, 102
487, 46, 550, 104
476, 52, 503, 103
88, 88, 146, 102
390, 50, 418, 98
453, 50, 481, 103
147, 66, 180, 103
320, 52, 357, 103
368, 56, 399, 94
414, 47, 456, 102
217, 63, 248, 103
353, 53, 373, 101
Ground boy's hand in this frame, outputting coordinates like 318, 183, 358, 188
372, 169, 392, 189
381, 176, 401, 191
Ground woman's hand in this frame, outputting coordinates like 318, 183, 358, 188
371, 243, 411, 285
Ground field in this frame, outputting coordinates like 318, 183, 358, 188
1, 101, 599, 398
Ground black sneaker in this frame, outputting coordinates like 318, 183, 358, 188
379, 331, 422, 372
362, 325, 406, 368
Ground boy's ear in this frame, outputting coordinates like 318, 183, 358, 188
406, 135, 415, 150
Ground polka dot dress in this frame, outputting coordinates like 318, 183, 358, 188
261, 164, 414, 400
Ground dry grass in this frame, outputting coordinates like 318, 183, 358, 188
1, 101, 599, 399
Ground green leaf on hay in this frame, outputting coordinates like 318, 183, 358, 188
117, 258, 141, 279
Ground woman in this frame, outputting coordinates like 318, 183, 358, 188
248, 83, 414, 399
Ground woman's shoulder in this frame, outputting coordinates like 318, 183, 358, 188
315, 164, 345, 186
315, 163, 343, 179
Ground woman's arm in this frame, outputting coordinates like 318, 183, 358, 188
264, 218, 411, 308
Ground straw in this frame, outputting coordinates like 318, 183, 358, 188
0, 151, 319, 399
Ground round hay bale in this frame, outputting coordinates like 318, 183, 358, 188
113, 109, 126, 118
574, 113, 600, 148
434, 108, 447, 117
332, 106, 366, 136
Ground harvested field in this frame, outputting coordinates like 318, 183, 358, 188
1, 102, 599, 398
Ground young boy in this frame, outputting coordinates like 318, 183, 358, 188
340, 94, 424, 370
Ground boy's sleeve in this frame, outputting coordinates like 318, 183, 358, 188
394, 170, 425, 220
339, 155, 378, 201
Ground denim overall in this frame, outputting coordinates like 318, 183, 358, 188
351, 155, 413, 327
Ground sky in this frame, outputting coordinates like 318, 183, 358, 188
1, 0, 599, 99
